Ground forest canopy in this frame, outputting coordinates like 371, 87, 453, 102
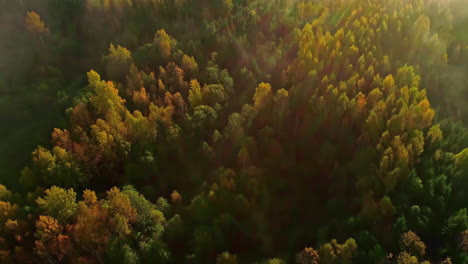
0, 0, 468, 263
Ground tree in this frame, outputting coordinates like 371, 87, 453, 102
122, 185, 166, 236
319, 238, 357, 264
122, 244, 139, 264
132, 87, 150, 108
74, 190, 110, 262
155, 29, 172, 60
253, 82, 273, 112
396, 251, 419, 264
188, 79, 203, 109
171, 190, 182, 204
428, 124, 443, 143
455, 148, 468, 173
237, 147, 251, 169
216, 252, 238, 264
297, 247, 320, 264
445, 209, 468, 236
191, 105, 218, 129
105, 44, 132, 80
32, 145, 85, 187
223, 0, 233, 15
224, 113, 244, 142
24, 10, 49, 48
202, 84, 226, 107
273, 89, 289, 128
87, 70, 126, 118
400, 231, 426, 259
36, 186, 77, 223
0, 185, 12, 201
459, 230, 468, 252
0, 200, 18, 225
105, 187, 138, 230
441, 258, 453, 264
378, 196, 396, 218
25, 11, 48, 34
34, 215, 71, 262
181, 54, 198, 76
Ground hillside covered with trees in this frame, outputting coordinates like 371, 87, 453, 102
0, 0, 468, 263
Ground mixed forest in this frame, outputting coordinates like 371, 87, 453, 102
1, 0, 468, 263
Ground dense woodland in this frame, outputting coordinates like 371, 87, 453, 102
0, 0, 468, 263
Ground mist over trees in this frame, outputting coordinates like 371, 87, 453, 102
0, 0, 468, 263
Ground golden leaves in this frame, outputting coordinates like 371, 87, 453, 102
25, 11, 48, 34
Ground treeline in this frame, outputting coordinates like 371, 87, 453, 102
0, 0, 467, 263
